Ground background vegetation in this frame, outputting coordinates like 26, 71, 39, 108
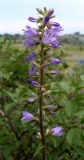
0, 33, 84, 160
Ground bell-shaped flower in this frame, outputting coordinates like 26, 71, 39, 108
50, 58, 61, 64
42, 26, 62, 48
50, 126, 64, 136
31, 80, 40, 87
26, 52, 35, 61
21, 111, 34, 122
24, 26, 39, 47
28, 65, 37, 75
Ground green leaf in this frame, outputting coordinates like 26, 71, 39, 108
59, 81, 71, 93
75, 110, 84, 118
66, 128, 81, 145
80, 75, 84, 81
60, 99, 72, 117
33, 143, 42, 157
49, 137, 58, 147
76, 147, 84, 158
2, 145, 11, 160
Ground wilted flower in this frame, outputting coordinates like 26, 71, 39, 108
50, 58, 61, 64
28, 65, 37, 75
24, 26, 39, 47
43, 61, 49, 67
26, 52, 35, 61
50, 126, 64, 136
21, 111, 34, 122
47, 105, 55, 110
27, 97, 35, 103
28, 17, 37, 22
49, 70, 58, 74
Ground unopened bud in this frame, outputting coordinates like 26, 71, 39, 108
36, 8, 44, 15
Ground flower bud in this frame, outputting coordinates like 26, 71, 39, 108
36, 8, 44, 15
50, 58, 61, 64
50, 126, 64, 136
28, 17, 37, 22
21, 111, 34, 122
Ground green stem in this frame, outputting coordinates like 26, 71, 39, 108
39, 44, 46, 160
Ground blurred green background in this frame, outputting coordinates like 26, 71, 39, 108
0, 33, 84, 159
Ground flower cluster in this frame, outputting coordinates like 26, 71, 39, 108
22, 7, 64, 149
23, 8, 62, 49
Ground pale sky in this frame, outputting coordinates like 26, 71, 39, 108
0, 0, 84, 34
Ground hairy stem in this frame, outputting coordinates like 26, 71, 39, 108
39, 44, 46, 160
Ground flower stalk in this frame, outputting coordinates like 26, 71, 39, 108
39, 43, 46, 160
21, 7, 64, 160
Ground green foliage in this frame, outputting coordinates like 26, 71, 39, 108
0, 35, 84, 159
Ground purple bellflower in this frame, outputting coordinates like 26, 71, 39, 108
50, 58, 61, 64
47, 22, 60, 30
21, 111, 34, 122
28, 65, 37, 75
31, 80, 40, 87
50, 126, 64, 136
24, 26, 38, 37
24, 26, 39, 47
26, 52, 35, 61
28, 17, 37, 22
51, 22, 60, 27
42, 26, 62, 48
44, 16, 50, 24
44, 9, 54, 24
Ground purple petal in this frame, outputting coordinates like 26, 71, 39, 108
51, 58, 61, 64
51, 22, 60, 27
28, 17, 37, 22
51, 126, 64, 136
21, 111, 34, 122
48, 9, 54, 17
42, 27, 61, 48
25, 39, 35, 47
31, 80, 40, 87
44, 16, 50, 24
24, 26, 38, 37
49, 37, 60, 48
78, 59, 84, 64
24, 26, 39, 48
26, 52, 35, 61
27, 97, 35, 103
28, 65, 37, 75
